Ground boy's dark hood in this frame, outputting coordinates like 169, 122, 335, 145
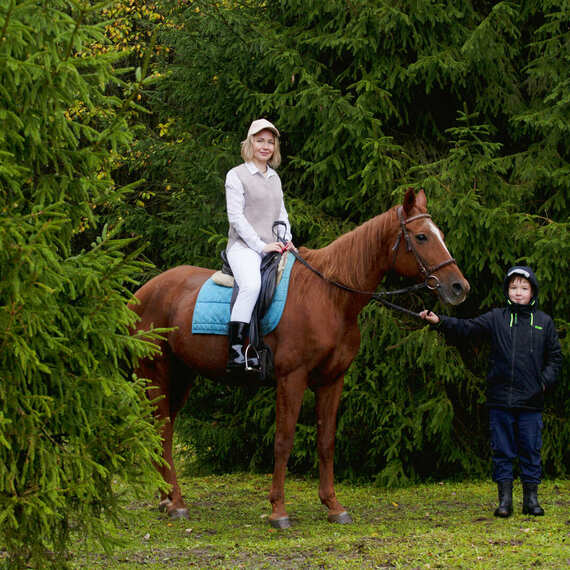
503, 265, 539, 308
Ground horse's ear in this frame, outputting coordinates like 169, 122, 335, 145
403, 187, 416, 215
415, 188, 427, 211
403, 187, 427, 215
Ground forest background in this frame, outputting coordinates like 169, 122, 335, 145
0, 0, 568, 566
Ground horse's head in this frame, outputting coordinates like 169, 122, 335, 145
391, 188, 469, 305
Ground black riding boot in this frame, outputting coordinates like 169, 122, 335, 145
226, 322, 260, 373
226, 321, 248, 372
522, 483, 544, 516
494, 480, 513, 518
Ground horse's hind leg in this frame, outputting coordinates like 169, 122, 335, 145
315, 376, 352, 524
140, 354, 193, 519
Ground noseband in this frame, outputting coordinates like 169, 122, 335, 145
391, 207, 457, 290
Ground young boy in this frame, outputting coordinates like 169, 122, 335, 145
420, 266, 562, 517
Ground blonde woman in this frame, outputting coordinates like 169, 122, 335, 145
225, 119, 295, 372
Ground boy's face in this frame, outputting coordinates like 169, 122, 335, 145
508, 276, 533, 305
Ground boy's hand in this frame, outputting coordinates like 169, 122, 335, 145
419, 309, 440, 324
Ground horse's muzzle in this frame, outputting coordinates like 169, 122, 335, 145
438, 277, 470, 305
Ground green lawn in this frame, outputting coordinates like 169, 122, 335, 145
71, 474, 569, 569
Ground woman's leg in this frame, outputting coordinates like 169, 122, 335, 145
227, 242, 262, 323
225, 242, 262, 371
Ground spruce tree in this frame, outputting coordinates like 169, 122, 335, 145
0, 1, 165, 566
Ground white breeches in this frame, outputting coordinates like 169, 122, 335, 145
226, 241, 262, 323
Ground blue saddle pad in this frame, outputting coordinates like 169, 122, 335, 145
192, 253, 295, 335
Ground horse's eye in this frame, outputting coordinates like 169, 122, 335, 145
416, 234, 427, 242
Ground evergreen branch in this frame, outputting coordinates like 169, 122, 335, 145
0, 0, 14, 41
63, 4, 85, 62
208, 0, 251, 47
93, 28, 158, 149
0, 301, 22, 355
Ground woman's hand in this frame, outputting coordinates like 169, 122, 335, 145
419, 310, 440, 324
262, 242, 285, 253
262, 241, 298, 254
283, 241, 297, 253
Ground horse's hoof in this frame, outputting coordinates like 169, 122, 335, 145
328, 511, 352, 524
168, 508, 190, 520
268, 516, 291, 529
158, 499, 172, 513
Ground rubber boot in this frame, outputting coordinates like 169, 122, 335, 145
493, 480, 513, 518
522, 483, 544, 516
226, 321, 249, 372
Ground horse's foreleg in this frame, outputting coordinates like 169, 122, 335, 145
315, 376, 352, 524
268, 369, 307, 528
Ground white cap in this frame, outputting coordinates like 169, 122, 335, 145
507, 267, 530, 279
247, 118, 280, 137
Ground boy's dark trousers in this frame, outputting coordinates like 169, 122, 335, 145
489, 408, 543, 483
490, 408, 545, 516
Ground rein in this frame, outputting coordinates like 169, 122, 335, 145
273, 208, 457, 319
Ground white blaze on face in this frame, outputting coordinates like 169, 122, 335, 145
427, 220, 451, 256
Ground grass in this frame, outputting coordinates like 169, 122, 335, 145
70, 474, 570, 569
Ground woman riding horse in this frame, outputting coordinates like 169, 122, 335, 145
224, 118, 295, 373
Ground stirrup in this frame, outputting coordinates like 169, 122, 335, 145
244, 344, 260, 372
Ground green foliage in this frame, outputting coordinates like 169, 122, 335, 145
0, 1, 165, 566
115, 0, 569, 483
176, 382, 276, 475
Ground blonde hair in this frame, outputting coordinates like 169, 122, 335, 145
240, 133, 281, 168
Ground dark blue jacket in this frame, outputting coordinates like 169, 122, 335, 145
438, 266, 562, 410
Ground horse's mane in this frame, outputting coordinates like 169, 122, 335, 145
300, 207, 396, 290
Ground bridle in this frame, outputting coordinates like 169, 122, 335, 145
272, 208, 457, 318
390, 206, 457, 291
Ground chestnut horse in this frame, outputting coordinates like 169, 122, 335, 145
130, 188, 469, 528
